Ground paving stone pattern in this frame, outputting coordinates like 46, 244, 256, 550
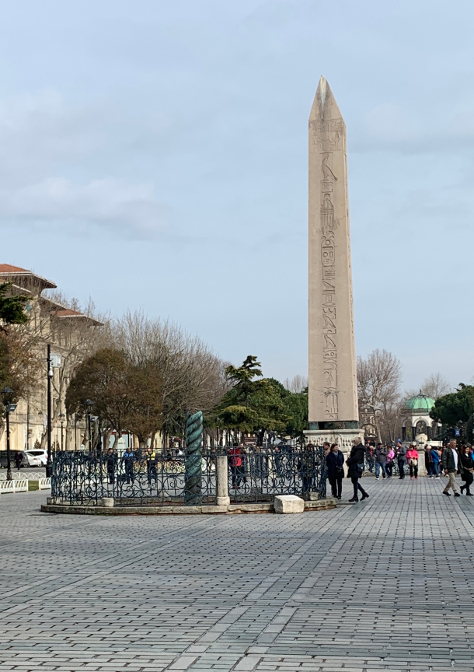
1, 477, 473, 671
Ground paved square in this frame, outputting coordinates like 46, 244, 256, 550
1, 477, 473, 671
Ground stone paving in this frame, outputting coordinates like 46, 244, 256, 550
1, 476, 473, 671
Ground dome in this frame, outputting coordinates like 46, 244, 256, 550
404, 394, 436, 412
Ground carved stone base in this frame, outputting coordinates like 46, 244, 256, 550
304, 428, 364, 459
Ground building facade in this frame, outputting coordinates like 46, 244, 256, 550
0, 264, 102, 455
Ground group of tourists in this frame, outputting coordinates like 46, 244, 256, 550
103, 446, 165, 486
365, 442, 424, 480
325, 439, 369, 503
440, 439, 474, 497
325, 437, 474, 502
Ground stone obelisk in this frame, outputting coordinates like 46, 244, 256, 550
305, 76, 363, 453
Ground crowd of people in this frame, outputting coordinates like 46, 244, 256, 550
56, 437, 474, 503
325, 437, 474, 502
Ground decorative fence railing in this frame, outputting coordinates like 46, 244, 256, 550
0, 477, 51, 494
51, 450, 217, 506
50, 445, 329, 506
0, 479, 28, 494
228, 445, 327, 503
0, 471, 47, 481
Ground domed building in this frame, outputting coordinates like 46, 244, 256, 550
402, 394, 441, 444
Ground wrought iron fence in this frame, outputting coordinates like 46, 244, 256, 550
227, 444, 327, 503
51, 445, 329, 506
51, 450, 216, 506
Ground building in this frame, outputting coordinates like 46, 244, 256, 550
0, 264, 102, 455
401, 394, 441, 445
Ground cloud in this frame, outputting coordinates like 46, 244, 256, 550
0, 176, 166, 238
352, 102, 474, 155
0, 89, 110, 186
0, 89, 169, 237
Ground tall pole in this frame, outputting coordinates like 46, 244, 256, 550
46, 344, 53, 477
26, 399, 30, 451
6, 407, 12, 481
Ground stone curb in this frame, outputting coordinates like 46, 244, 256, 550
40, 498, 337, 516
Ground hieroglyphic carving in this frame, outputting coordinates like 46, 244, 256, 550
320, 151, 339, 420
310, 118, 343, 151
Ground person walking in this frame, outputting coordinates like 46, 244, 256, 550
229, 444, 246, 489
326, 443, 344, 500
396, 442, 407, 479
374, 443, 387, 480
406, 444, 419, 479
428, 445, 440, 478
365, 443, 375, 473
442, 440, 461, 497
122, 448, 135, 485
460, 444, 474, 496
386, 446, 395, 479
104, 448, 117, 485
14, 451, 22, 471
146, 447, 157, 486
424, 444, 431, 475
346, 438, 369, 503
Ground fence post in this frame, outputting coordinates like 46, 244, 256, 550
216, 454, 230, 507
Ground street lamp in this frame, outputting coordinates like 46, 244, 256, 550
85, 399, 94, 453
1, 387, 17, 482
59, 414, 65, 452
46, 345, 54, 477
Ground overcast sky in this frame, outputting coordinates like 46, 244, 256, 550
1, 0, 473, 390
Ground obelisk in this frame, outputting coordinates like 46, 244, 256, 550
305, 76, 363, 453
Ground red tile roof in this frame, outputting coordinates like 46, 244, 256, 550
0, 264, 56, 289
52, 307, 103, 326
0, 264, 29, 273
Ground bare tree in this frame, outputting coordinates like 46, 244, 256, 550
404, 373, 452, 404
108, 311, 230, 444
357, 349, 402, 443
420, 373, 451, 399
284, 375, 308, 393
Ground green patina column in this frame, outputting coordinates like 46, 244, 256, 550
184, 411, 203, 505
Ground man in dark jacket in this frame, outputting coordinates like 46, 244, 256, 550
442, 440, 462, 497
104, 448, 117, 485
396, 442, 407, 480
375, 443, 388, 480
122, 449, 135, 484
346, 438, 369, 503
326, 443, 344, 499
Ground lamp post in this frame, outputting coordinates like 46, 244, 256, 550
1, 387, 17, 482
85, 399, 94, 453
59, 414, 65, 452
46, 345, 53, 477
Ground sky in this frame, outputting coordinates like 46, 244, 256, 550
1, 0, 473, 391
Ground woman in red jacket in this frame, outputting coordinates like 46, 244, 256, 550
406, 444, 419, 480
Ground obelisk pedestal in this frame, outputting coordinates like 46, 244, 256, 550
304, 77, 363, 456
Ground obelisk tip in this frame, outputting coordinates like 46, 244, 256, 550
310, 77, 342, 121
317, 76, 327, 107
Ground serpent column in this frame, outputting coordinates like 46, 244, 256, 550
184, 411, 203, 505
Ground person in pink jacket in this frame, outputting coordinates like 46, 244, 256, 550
406, 445, 419, 479
386, 447, 395, 478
